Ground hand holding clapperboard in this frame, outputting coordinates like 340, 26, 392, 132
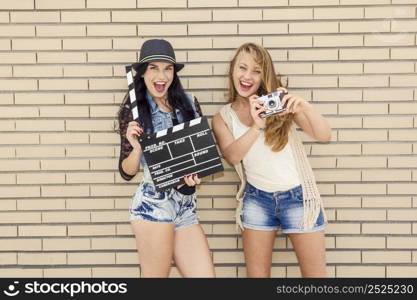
125, 66, 224, 192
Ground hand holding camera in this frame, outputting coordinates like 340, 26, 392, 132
279, 90, 311, 115
249, 95, 267, 130
249, 89, 310, 132
256, 89, 310, 118
257, 90, 288, 118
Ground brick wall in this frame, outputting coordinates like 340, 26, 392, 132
1, 0, 417, 278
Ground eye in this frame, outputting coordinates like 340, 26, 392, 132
254, 70, 261, 74
239, 66, 246, 70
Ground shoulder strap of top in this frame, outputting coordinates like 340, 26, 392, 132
219, 103, 233, 131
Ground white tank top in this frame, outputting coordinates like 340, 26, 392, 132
230, 109, 300, 192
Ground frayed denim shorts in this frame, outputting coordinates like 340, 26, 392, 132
240, 182, 325, 233
129, 182, 198, 230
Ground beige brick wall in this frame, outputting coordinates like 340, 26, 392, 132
1, 1, 416, 278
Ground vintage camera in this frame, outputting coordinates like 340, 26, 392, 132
258, 90, 287, 118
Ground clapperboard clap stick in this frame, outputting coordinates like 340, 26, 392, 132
125, 66, 224, 192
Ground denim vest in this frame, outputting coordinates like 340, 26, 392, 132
141, 92, 199, 183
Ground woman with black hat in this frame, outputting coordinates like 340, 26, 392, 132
117, 39, 215, 277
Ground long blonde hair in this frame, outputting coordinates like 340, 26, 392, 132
227, 43, 294, 152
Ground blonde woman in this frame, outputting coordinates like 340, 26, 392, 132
212, 43, 330, 278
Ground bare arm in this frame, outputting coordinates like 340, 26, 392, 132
121, 147, 142, 176
212, 113, 261, 165
293, 104, 331, 142
212, 96, 267, 165
120, 121, 143, 178
281, 91, 331, 142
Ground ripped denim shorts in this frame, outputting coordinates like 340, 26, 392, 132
240, 182, 325, 233
129, 182, 198, 230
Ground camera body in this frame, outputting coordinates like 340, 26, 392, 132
258, 90, 287, 118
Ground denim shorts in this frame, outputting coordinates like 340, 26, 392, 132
240, 182, 325, 233
129, 182, 198, 230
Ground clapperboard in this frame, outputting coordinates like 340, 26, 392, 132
125, 66, 224, 191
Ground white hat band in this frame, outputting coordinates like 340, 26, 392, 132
139, 54, 176, 64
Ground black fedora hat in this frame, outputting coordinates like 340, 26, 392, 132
131, 39, 184, 75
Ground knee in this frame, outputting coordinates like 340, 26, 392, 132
246, 266, 271, 278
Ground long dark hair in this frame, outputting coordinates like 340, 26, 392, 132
117, 67, 196, 134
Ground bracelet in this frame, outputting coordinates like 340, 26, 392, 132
251, 124, 264, 131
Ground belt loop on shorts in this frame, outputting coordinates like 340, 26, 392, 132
289, 188, 295, 199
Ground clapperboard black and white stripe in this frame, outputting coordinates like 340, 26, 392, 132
125, 65, 140, 122
125, 65, 224, 191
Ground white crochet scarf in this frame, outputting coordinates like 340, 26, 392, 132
219, 103, 327, 231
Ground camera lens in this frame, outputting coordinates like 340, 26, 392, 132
268, 100, 276, 108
